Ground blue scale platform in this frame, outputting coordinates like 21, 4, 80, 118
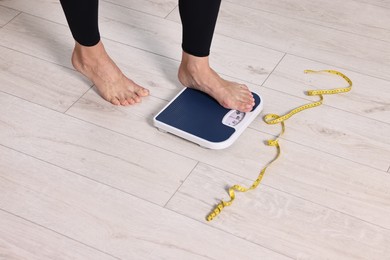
153, 88, 263, 149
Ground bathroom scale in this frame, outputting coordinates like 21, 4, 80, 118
153, 87, 263, 149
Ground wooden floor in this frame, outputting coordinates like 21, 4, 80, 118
1, 0, 390, 259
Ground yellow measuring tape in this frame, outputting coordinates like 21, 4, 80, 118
206, 69, 352, 222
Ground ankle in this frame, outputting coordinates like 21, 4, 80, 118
180, 51, 211, 76
73, 41, 106, 66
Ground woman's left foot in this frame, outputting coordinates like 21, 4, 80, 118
178, 52, 255, 112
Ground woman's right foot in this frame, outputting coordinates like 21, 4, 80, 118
71, 41, 149, 106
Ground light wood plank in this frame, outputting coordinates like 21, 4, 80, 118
0, 0, 176, 22
166, 163, 390, 260
0, 46, 91, 112
354, 0, 390, 9
263, 54, 390, 124
0, 210, 116, 260
0, 0, 67, 26
0, 13, 75, 68
103, 0, 176, 17
0, 9, 284, 86
0, 14, 74, 68
166, 3, 390, 81
0, 92, 197, 206
0, 5, 19, 27
0, 145, 290, 260
225, 0, 390, 42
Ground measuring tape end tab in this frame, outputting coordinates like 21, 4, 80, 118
267, 139, 278, 146
306, 90, 315, 96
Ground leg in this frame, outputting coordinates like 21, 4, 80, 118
59, 0, 149, 106
178, 0, 255, 112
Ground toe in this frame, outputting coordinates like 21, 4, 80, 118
110, 97, 121, 106
119, 98, 129, 106
238, 93, 254, 103
132, 94, 141, 103
126, 96, 136, 105
242, 103, 253, 112
124, 90, 139, 104
239, 98, 255, 112
239, 84, 249, 90
134, 84, 150, 97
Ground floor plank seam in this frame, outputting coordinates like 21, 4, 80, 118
260, 53, 287, 86
100, 35, 180, 66
62, 111, 207, 163
163, 161, 200, 208
0, 89, 72, 114
88, 1, 171, 26
164, 4, 178, 19
1, 10, 21, 28
101, 0, 173, 19
63, 85, 95, 114
4, 10, 68, 28
0, 40, 79, 75
0, 4, 23, 14
0, 208, 121, 260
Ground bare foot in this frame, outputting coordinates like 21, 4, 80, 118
178, 52, 255, 112
71, 41, 149, 106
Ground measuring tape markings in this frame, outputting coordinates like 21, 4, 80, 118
206, 69, 353, 222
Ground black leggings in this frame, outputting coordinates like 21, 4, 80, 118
59, 0, 221, 57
